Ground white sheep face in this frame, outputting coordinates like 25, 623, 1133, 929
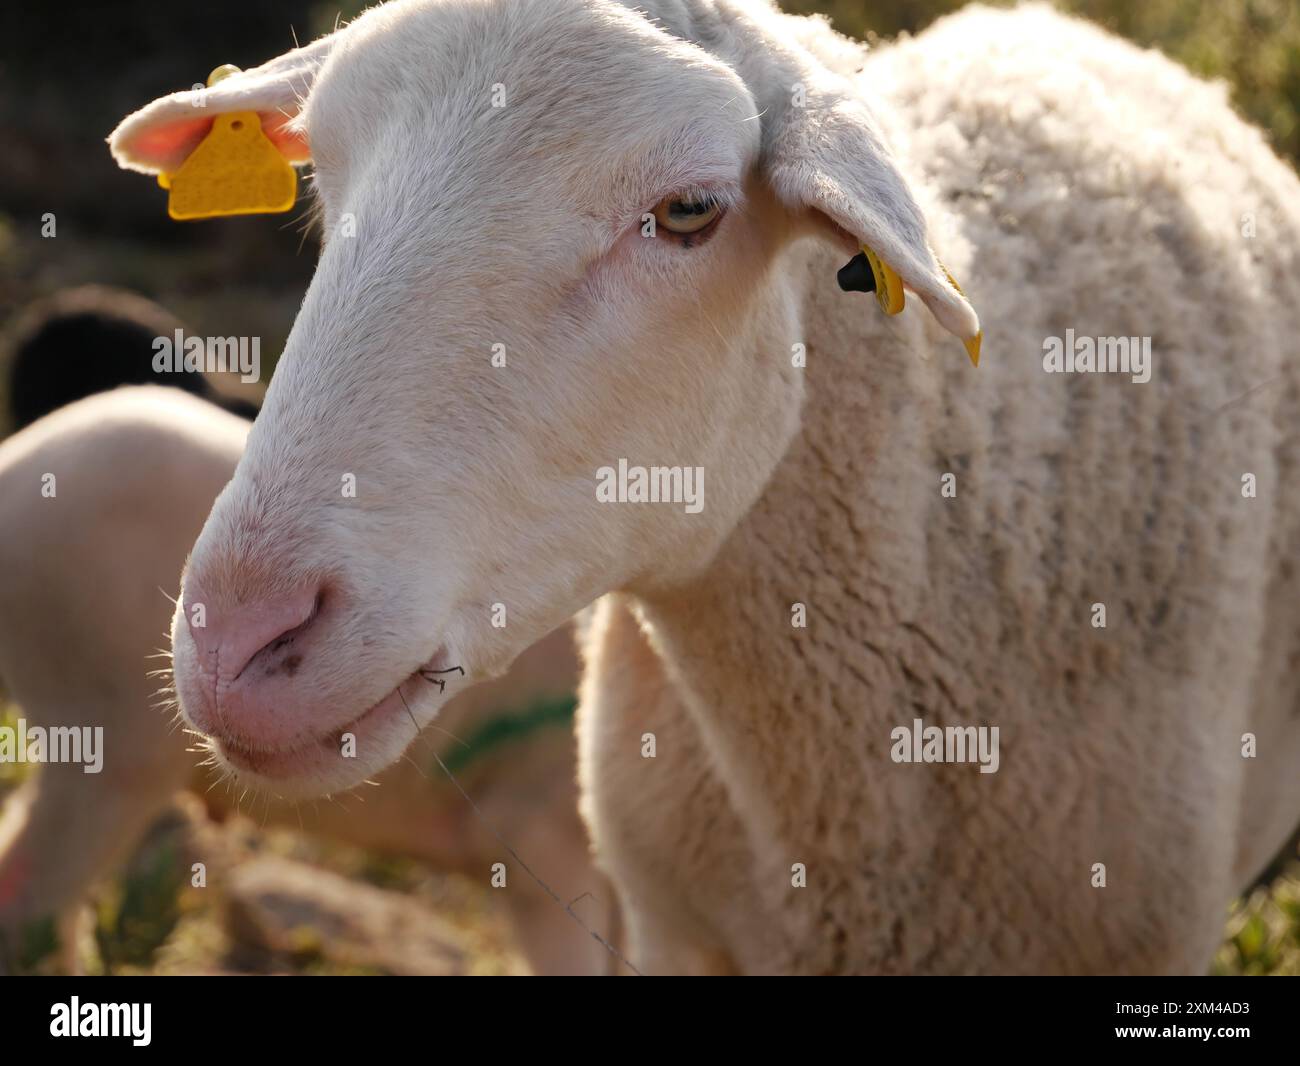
110, 0, 974, 797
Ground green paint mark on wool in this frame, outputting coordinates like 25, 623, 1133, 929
439, 694, 577, 775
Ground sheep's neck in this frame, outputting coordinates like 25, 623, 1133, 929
632, 305, 948, 868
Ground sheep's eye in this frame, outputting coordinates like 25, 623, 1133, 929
652, 195, 723, 236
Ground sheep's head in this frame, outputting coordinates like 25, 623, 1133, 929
110, 0, 977, 797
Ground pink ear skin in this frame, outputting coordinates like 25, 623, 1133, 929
260, 115, 311, 163
120, 108, 309, 175
110, 32, 339, 175
130, 115, 216, 172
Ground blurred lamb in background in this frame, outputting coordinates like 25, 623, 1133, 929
2, 285, 259, 430
0, 291, 607, 975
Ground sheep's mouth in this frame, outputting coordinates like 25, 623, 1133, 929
213, 679, 413, 778
210, 650, 461, 784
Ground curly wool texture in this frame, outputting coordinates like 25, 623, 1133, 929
578, 3, 1300, 974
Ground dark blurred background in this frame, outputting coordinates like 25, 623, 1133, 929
0, 0, 357, 420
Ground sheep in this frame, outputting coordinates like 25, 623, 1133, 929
1, 286, 259, 431
107, 0, 1300, 974
0, 386, 606, 975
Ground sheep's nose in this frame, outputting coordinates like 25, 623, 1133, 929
184, 582, 320, 682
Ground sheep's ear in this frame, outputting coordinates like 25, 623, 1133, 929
108, 32, 337, 175
764, 71, 981, 361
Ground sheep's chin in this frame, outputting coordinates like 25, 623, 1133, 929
206, 671, 448, 800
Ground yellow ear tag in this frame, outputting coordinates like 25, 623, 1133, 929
158, 64, 297, 221
939, 263, 982, 368
859, 244, 905, 316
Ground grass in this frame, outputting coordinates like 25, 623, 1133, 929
0, 704, 34, 789
1215, 878, 1300, 975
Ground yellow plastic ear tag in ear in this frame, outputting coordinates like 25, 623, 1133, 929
157, 64, 297, 221
860, 244, 905, 316
939, 263, 982, 367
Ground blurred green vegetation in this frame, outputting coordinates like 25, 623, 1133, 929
1214, 879, 1300, 975
0, 704, 35, 789
4, 916, 59, 974
785, 0, 1300, 167
93, 840, 187, 973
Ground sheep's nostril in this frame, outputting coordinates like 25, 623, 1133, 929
184, 582, 322, 683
